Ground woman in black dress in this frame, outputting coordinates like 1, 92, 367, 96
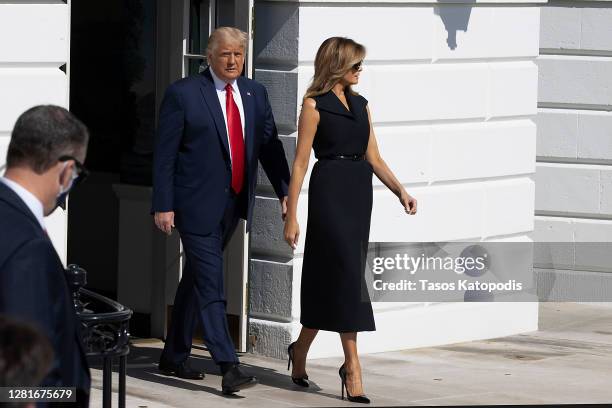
283, 37, 417, 403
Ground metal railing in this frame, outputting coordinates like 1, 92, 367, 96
65, 265, 133, 408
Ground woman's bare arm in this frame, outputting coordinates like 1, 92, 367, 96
284, 98, 319, 247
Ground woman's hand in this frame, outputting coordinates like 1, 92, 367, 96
284, 217, 300, 249
400, 190, 417, 215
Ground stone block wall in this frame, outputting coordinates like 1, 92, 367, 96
250, 0, 543, 358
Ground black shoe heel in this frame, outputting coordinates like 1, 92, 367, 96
287, 341, 309, 387
339, 364, 370, 403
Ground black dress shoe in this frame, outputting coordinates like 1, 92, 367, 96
221, 364, 258, 395
158, 359, 205, 380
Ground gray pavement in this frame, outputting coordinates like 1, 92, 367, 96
90, 302, 612, 407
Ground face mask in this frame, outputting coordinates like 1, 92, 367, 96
53, 163, 78, 212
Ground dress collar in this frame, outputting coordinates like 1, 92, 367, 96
315, 89, 365, 118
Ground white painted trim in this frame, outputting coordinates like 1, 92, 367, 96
242, 0, 256, 353
264, 0, 548, 4
250, 301, 539, 359
182, 0, 190, 78
246, 0, 254, 78
304, 302, 539, 359
240, 222, 249, 352
64, 0, 72, 264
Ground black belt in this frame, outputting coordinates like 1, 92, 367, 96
318, 154, 365, 161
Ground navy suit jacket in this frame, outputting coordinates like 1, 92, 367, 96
0, 181, 90, 406
151, 68, 290, 235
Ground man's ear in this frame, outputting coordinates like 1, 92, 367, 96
58, 161, 73, 188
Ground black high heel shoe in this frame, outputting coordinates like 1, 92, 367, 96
287, 341, 309, 387
339, 364, 370, 403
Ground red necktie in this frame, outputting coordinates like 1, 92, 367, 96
225, 83, 245, 194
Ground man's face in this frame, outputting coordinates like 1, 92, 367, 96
43, 148, 87, 216
208, 40, 245, 82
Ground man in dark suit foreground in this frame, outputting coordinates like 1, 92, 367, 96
152, 27, 290, 395
0, 105, 91, 406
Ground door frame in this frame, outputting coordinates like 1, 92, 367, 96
157, 0, 254, 353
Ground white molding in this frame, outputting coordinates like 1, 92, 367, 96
250, 302, 539, 359
263, 0, 548, 4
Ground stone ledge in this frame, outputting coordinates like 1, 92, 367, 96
248, 318, 294, 359
536, 268, 612, 302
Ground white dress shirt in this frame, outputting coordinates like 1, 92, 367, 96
0, 176, 46, 230
209, 67, 246, 163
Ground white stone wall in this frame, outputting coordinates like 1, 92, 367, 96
536, 1, 612, 300
0, 1, 71, 262
251, 0, 542, 359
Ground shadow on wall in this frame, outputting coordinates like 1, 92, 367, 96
253, 2, 299, 69
435, 3, 474, 50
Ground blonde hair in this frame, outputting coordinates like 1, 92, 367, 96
304, 37, 366, 100
206, 27, 248, 55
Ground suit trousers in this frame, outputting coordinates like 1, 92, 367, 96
161, 189, 245, 365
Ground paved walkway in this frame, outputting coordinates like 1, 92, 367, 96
90, 302, 612, 407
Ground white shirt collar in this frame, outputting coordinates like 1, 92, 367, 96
209, 67, 239, 93
0, 177, 46, 230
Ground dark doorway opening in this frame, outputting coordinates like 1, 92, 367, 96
68, 0, 252, 348
68, 0, 158, 332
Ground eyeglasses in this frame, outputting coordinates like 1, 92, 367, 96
58, 155, 89, 186
351, 61, 363, 71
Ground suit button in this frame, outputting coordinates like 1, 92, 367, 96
225, 187, 229, 193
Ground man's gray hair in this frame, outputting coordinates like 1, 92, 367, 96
206, 26, 248, 55
6, 105, 89, 174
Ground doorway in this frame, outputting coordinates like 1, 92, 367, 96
174, 0, 254, 354
68, 0, 254, 352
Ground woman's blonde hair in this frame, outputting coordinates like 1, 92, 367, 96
304, 37, 366, 100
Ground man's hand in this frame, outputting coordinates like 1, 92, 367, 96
154, 211, 175, 235
280, 196, 288, 221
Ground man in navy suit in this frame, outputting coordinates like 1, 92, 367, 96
152, 27, 290, 394
0, 105, 91, 406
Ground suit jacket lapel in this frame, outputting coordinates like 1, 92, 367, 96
198, 69, 231, 161
238, 76, 255, 169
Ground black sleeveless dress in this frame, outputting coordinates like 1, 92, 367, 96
300, 89, 376, 333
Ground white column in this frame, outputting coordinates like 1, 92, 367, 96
0, 1, 71, 263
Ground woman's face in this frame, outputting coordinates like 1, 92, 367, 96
342, 61, 362, 85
